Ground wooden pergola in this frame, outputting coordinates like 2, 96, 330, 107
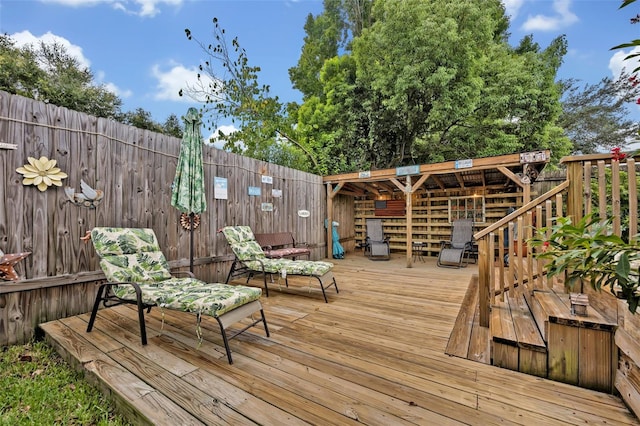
323, 150, 551, 266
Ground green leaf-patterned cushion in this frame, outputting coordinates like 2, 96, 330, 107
244, 258, 292, 273
91, 227, 172, 282
113, 278, 262, 317
221, 225, 334, 277
222, 226, 256, 246
281, 260, 333, 276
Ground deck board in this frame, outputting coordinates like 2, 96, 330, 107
41, 253, 639, 425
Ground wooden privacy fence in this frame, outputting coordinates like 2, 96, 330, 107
0, 91, 327, 345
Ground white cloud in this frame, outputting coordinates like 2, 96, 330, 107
502, 0, 525, 20
39, 0, 183, 17
522, 0, 578, 32
151, 61, 222, 103
206, 125, 239, 150
11, 30, 91, 69
151, 62, 199, 102
609, 47, 640, 79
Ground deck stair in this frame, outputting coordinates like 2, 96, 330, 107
490, 281, 618, 393
490, 290, 547, 377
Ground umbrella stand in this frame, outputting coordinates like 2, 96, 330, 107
189, 212, 195, 273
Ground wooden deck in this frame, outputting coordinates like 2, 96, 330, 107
41, 253, 639, 425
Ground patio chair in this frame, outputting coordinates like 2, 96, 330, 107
437, 219, 475, 268
86, 227, 269, 364
365, 218, 390, 260
221, 226, 339, 303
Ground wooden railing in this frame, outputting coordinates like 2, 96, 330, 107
474, 153, 639, 327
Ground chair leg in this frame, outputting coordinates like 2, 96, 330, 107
218, 325, 233, 364
132, 286, 148, 345
316, 275, 339, 303
86, 284, 107, 333
225, 260, 237, 283
260, 309, 270, 337
262, 269, 270, 297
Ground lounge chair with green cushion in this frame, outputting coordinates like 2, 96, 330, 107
87, 227, 269, 364
221, 226, 339, 303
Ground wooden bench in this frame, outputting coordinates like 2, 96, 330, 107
254, 232, 310, 260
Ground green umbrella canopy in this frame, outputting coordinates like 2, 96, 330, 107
171, 108, 207, 214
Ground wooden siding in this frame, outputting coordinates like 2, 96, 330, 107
0, 90, 327, 345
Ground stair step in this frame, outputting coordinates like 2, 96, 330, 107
491, 291, 546, 377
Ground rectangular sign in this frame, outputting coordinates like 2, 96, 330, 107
214, 177, 228, 200
248, 186, 261, 196
396, 165, 420, 176
358, 171, 371, 179
261, 175, 273, 184
455, 159, 473, 169
520, 151, 548, 163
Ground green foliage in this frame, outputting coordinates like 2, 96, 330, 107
185, 0, 572, 173
0, 34, 179, 137
530, 214, 640, 313
295, 0, 570, 172
0, 35, 122, 119
611, 0, 640, 74
0, 340, 131, 425
559, 75, 640, 154
183, 20, 311, 170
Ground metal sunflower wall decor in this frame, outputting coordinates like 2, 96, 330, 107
16, 156, 67, 192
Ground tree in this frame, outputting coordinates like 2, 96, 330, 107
182, 19, 310, 169
559, 75, 640, 154
294, 0, 571, 172
0, 34, 182, 137
118, 108, 162, 132
162, 114, 183, 138
0, 35, 122, 119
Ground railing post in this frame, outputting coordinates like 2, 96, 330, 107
478, 238, 491, 327
566, 161, 583, 220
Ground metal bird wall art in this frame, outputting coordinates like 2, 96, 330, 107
64, 179, 104, 208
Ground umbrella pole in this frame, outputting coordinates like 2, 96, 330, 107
189, 212, 194, 273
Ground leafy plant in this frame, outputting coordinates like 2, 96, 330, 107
530, 213, 640, 313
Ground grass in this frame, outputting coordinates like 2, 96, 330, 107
1, 340, 132, 425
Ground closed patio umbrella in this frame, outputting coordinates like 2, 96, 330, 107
171, 107, 207, 272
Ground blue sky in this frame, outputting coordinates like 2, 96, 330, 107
1, 0, 639, 144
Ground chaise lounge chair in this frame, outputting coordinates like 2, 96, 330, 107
437, 219, 475, 268
365, 218, 390, 260
221, 226, 339, 303
87, 227, 269, 364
